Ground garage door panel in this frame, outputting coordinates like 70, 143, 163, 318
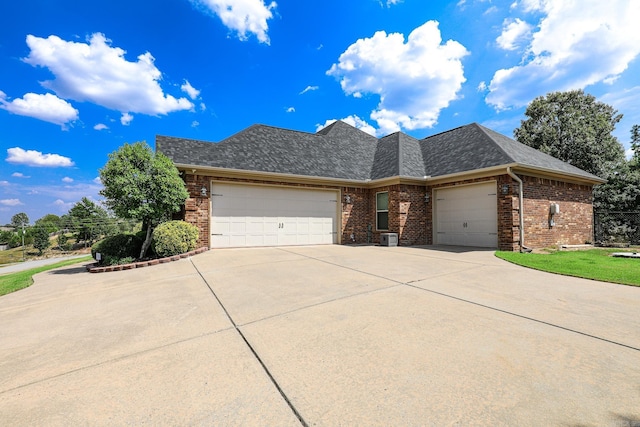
211, 183, 338, 248
435, 182, 497, 248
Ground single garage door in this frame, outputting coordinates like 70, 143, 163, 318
210, 182, 339, 248
435, 181, 498, 248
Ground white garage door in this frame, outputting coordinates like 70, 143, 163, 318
435, 182, 498, 248
210, 182, 339, 248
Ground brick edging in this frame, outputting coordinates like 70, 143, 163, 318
86, 247, 209, 273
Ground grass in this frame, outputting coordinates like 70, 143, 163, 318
0, 256, 93, 296
495, 249, 640, 286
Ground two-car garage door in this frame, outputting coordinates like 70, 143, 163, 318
210, 182, 338, 248
434, 182, 498, 248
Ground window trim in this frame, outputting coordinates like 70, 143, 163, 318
376, 191, 389, 231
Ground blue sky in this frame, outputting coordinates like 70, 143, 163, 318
1, 0, 639, 224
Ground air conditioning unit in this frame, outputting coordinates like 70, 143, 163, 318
380, 232, 398, 247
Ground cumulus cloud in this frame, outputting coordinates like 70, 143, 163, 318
62, 177, 74, 183
93, 177, 102, 185
120, 112, 133, 126
191, 120, 200, 127
299, 85, 319, 95
487, 0, 640, 110
181, 80, 201, 100
1, 199, 23, 206
316, 115, 378, 137
192, 0, 277, 44
6, 147, 74, 167
0, 90, 78, 128
12, 172, 30, 178
94, 123, 108, 131
0, 180, 9, 186
327, 21, 468, 133
22, 33, 194, 117
496, 18, 532, 50
286, 106, 295, 113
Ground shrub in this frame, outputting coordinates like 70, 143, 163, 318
152, 221, 198, 257
91, 233, 144, 263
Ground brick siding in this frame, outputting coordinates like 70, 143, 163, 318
180, 172, 594, 251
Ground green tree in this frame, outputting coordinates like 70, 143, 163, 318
514, 90, 626, 178
66, 198, 112, 245
99, 142, 189, 258
10, 212, 29, 230
33, 227, 51, 255
35, 214, 61, 234
630, 124, 640, 170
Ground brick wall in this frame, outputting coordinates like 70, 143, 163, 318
183, 174, 211, 248
341, 186, 372, 243
521, 175, 594, 248
181, 172, 594, 251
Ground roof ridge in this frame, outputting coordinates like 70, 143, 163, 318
421, 123, 472, 142
473, 123, 516, 163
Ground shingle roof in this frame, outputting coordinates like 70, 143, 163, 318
156, 121, 603, 183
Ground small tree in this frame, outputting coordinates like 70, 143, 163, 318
66, 198, 111, 245
99, 142, 189, 259
11, 212, 29, 230
33, 227, 51, 255
35, 214, 61, 234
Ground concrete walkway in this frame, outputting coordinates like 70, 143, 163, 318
0, 254, 89, 274
1, 245, 639, 425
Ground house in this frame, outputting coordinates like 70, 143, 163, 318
156, 121, 605, 251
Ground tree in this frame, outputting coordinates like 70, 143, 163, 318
514, 90, 626, 178
35, 214, 61, 234
99, 142, 189, 258
11, 212, 29, 230
66, 198, 112, 245
630, 124, 640, 170
33, 227, 51, 255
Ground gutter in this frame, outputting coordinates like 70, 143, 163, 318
507, 167, 531, 253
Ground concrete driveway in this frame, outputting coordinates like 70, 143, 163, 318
1, 245, 639, 426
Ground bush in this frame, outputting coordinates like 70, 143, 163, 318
152, 221, 198, 257
91, 233, 144, 264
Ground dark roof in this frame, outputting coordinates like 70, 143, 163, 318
156, 121, 603, 183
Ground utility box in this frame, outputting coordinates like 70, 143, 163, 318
380, 232, 398, 247
550, 203, 560, 214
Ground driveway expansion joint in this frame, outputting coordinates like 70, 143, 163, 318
190, 258, 308, 427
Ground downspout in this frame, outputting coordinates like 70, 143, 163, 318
506, 167, 530, 253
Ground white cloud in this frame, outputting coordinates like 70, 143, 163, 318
0, 199, 23, 206
327, 21, 468, 132
0, 90, 78, 128
191, 120, 200, 127
93, 177, 102, 185
487, 1, 640, 110
200, 102, 207, 111
11, 172, 30, 178
23, 33, 194, 116
62, 177, 74, 183
496, 18, 532, 50
477, 81, 488, 91
299, 85, 319, 95
286, 106, 295, 113
93, 123, 108, 131
6, 147, 74, 167
316, 115, 378, 137
120, 112, 133, 126
181, 80, 201, 100
53, 199, 74, 211
192, 0, 277, 44
380, 0, 402, 6
0, 180, 9, 186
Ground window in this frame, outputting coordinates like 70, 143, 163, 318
376, 191, 389, 230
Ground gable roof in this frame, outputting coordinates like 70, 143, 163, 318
157, 121, 604, 184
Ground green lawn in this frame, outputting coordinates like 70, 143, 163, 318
0, 256, 93, 296
495, 249, 640, 286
